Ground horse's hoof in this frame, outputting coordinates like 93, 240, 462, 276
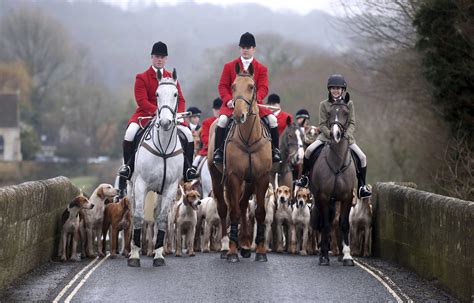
255, 253, 268, 262
128, 258, 141, 267
240, 248, 251, 258
319, 256, 329, 266
220, 250, 228, 259
153, 258, 165, 267
343, 259, 355, 266
227, 254, 240, 263
338, 255, 343, 262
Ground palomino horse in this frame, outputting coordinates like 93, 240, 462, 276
309, 101, 356, 266
273, 122, 305, 188
208, 63, 272, 263
128, 69, 184, 267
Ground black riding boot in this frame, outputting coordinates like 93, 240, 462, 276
357, 166, 372, 198
213, 126, 226, 164
184, 141, 199, 181
270, 127, 281, 163
118, 140, 134, 179
295, 157, 312, 187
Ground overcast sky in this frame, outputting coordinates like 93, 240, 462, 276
98, 0, 340, 15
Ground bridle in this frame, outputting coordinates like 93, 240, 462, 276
233, 73, 257, 116
328, 102, 349, 135
155, 81, 179, 129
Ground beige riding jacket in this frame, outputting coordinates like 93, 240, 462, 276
316, 99, 356, 145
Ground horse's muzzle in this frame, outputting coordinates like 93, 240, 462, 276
159, 119, 172, 130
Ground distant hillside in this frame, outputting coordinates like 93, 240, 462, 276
1, 0, 351, 90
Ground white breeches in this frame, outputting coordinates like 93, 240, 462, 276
192, 155, 204, 167
349, 143, 367, 167
217, 114, 278, 128
124, 122, 140, 141
124, 122, 193, 143
304, 140, 367, 167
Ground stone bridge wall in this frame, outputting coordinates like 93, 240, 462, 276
0, 177, 79, 289
372, 182, 473, 302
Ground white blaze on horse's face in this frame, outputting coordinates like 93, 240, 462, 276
332, 109, 342, 143
156, 78, 178, 131
295, 128, 304, 164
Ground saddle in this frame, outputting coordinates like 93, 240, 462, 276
308, 144, 361, 174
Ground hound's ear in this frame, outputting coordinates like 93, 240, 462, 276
235, 62, 240, 74
69, 197, 80, 208
191, 179, 200, 191
97, 186, 105, 199
248, 63, 254, 76
344, 92, 350, 103
157, 69, 162, 81
286, 116, 292, 126
172, 68, 177, 81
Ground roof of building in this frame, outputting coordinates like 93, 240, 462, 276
0, 94, 19, 128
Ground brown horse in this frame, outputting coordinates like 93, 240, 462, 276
207, 63, 272, 263
309, 101, 356, 266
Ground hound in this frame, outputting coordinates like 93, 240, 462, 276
58, 195, 94, 261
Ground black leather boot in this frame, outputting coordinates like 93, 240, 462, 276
213, 127, 226, 164
118, 140, 134, 179
358, 166, 371, 198
270, 127, 281, 163
295, 157, 312, 187
184, 142, 199, 181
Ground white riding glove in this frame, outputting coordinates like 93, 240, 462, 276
226, 99, 234, 109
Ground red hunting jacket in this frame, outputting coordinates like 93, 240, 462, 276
276, 110, 293, 135
198, 116, 217, 156
218, 57, 272, 117
128, 66, 186, 126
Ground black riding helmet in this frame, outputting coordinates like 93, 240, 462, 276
327, 74, 347, 90
295, 109, 310, 120
187, 106, 202, 117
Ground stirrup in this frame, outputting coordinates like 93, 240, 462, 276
272, 148, 281, 163
118, 164, 131, 179
185, 167, 199, 181
296, 175, 309, 188
213, 149, 224, 164
358, 185, 372, 198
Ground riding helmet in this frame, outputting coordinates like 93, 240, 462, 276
187, 106, 202, 117
267, 93, 281, 104
295, 109, 310, 119
212, 98, 223, 110
151, 41, 168, 56
239, 32, 256, 47
327, 74, 347, 90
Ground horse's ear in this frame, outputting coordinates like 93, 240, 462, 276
157, 69, 162, 81
248, 63, 254, 76
172, 68, 177, 81
286, 116, 292, 126
235, 62, 240, 74
344, 92, 350, 103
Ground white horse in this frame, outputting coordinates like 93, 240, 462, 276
198, 157, 212, 198
128, 69, 183, 267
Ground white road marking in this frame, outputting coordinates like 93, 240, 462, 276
355, 259, 412, 302
52, 257, 99, 303
64, 254, 110, 303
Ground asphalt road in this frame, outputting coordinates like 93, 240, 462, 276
1, 252, 457, 302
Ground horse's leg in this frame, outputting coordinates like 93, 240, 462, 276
211, 170, 229, 258
317, 198, 331, 265
153, 185, 175, 267
128, 178, 146, 267
226, 175, 242, 263
239, 184, 253, 258
340, 200, 354, 266
254, 176, 269, 262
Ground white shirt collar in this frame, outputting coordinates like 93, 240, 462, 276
240, 56, 254, 70
189, 122, 198, 131
152, 65, 164, 76
273, 109, 281, 116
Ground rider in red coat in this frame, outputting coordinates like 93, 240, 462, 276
117, 41, 198, 194
213, 32, 281, 163
192, 97, 222, 168
266, 93, 293, 136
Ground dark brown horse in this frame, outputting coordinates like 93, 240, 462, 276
208, 63, 272, 263
273, 122, 305, 188
309, 101, 356, 266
